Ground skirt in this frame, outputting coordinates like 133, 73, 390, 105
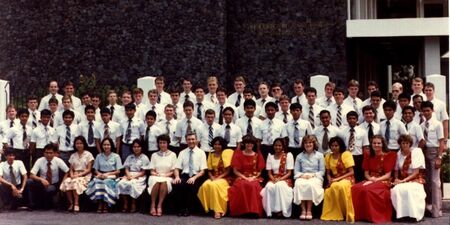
147, 175, 174, 194
352, 181, 392, 223
260, 180, 293, 217
117, 172, 147, 199
60, 172, 91, 195
321, 179, 355, 222
391, 182, 426, 221
197, 178, 230, 214
85, 177, 119, 206
228, 179, 264, 217
293, 177, 324, 206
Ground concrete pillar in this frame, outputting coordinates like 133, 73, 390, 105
137, 76, 156, 105
310, 75, 329, 98
424, 37, 441, 76
0, 80, 10, 122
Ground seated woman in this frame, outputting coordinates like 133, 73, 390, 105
60, 136, 94, 212
293, 135, 325, 220
391, 134, 426, 221
85, 137, 122, 213
261, 137, 294, 218
197, 136, 234, 219
117, 139, 150, 212
321, 137, 355, 222
228, 134, 265, 218
351, 135, 397, 223
147, 134, 177, 216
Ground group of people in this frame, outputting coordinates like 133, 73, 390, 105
0, 75, 447, 223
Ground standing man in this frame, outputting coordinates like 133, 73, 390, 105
154, 76, 171, 105
157, 104, 180, 155
198, 109, 221, 153
214, 88, 237, 125
317, 82, 335, 108
282, 103, 313, 158
291, 79, 307, 106
424, 82, 449, 142
313, 110, 339, 153
26, 95, 40, 129
95, 107, 122, 157
379, 101, 408, 151
258, 102, 286, 160
52, 110, 80, 165
106, 90, 126, 123
301, 87, 323, 129
38, 80, 63, 111
204, 75, 219, 105
179, 78, 196, 105
119, 103, 145, 162
29, 109, 55, 165
175, 101, 203, 150
343, 79, 363, 114
63, 81, 82, 110
227, 76, 247, 108
3, 109, 32, 171
326, 88, 353, 128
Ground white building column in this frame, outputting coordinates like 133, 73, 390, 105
424, 37, 441, 76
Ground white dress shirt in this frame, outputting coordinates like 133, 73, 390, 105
38, 93, 63, 111
326, 103, 353, 127
31, 156, 69, 184
94, 121, 122, 146
405, 121, 424, 148
236, 116, 263, 139
380, 118, 408, 149
30, 123, 55, 149
78, 120, 101, 147
120, 117, 145, 144
216, 123, 242, 147
157, 118, 179, 147
337, 125, 369, 155
301, 103, 324, 129
0, 160, 27, 185
179, 91, 196, 105
313, 125, 339, 153
176, 146, 207, 175
53, 123, 80, 151
3, 124, 33, 150
199, 122, 222, 152
259, 118, 286, 145
421, 118, 444, 147
282, 119, 313, 148
174, 116, 204, 144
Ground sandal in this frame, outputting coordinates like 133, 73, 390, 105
214, 212, 222, 219
306, 212, 313, 220
150, 207, 157, 216
74, 205, 80, 212
300, 212, 307, 220
156, 207, 163, 217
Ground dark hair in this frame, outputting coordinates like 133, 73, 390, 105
369, 135, 388, 157
304, 87, 317, 95
223, 106, 234, 115
132, 139, 144, 148
211, 136, 227, 151
157, 134, 171, 147
145, 110, 157, 119
362, 105, 375, 113
243, 87, 254, 95
100, 107, 111, 115
73, 136, 89, 151
48, 97, 59, 105
17, 108, 29, 116
241, 134, 258, 152
346, 111, 358, 119
243, 99, 256, 108
397, 134, 413, 146
382, 100, 397, 111
398, 92, 411, 100
183, 100, 194, 109
272, 137, 287, 153
62, 110, 75, 118
289, 102, 302, 111
370, 90, 381, 98
319, 110, 330, 117
100, 137, 116, 153
125, 103, 136, 110
44, 143, 57, 152
328, 136, 346, 153
402, 105, 415, 114
84, 105, 96, 113
4, 148, 15, 156
27, 95, 38, 102
420, 101, 434, 110
216, 87, 227, 95
412, 94, 423, 101
205, 109, 215, 115
333, 87, 345, 95
40, 109, 52, 116
264, 102, 278, 111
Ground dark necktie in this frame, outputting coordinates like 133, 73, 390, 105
368, 123, 374, 140
9, 120, 14, 146
157, 95, 161, 104
349, 127, 355, 151
22, 125, 27, 148
10, 165, 17, 186
424, 121, 429, 140
88, 121, 94, 145
208, 125, 213, 146
125, 119, 132, 143
385, 121, 391, 142
104, 123, 110, 139
247, 118, 253, 135
308, 105, 315, 129
261, 99, 266, 105
235, 94, 241, 107
326, 97, 331, 106
32, 112, 37, 128
173, 105, 178, 119
145, 126, 150, 144
419, 113, 424, 124
46, 161, 52, 184
65, 126, 71, 147
50, 113, 55, 127
197, 103, 202, 120
297, 96, 300, 104
224, 124, 231, 143
165, 121, 171, 135
293, 122, 300, 146
283, 112, 288, 123
110, 106, 115, 117
218, 105, 224, 125
322, 127, 329, 150
186, 119, 192, 134
336, 105, 342, 127
185, 94, 189, 102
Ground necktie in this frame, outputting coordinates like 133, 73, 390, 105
50, 113, 54, 127
186, 119, 192, 134
261, 99, 266, 105
405, 123, 408, 131
10, 165, 17, 186
267, 120, 273, 144
185, 94, 189, 102
385, 121, 391, 142
296, 96, 300, 104
44, 127, 49, 144
152, 105, 156, 111
235, 94, 241, 107
374, 109, 378, 122
188, 150, 194, 177
326, 97, 331, 106
322, 127, 329, 151
352, 99, 358, 112
208, 125, 213, 146
145, 126, 150, 144
349, 127, 355, 151
32, 112, 37, 128
336, 105, 342, 127
283, 112, 288, 123
224, 124, 231, 143
46, 161, 52, 184
197, 103, 202, 120
9, 120, 14, 146
308, 105, 315, 129
125, 119, 132, 143
368, 123, 374, 140
157, 95, 161, 104
275, 99, 279, 105
211, 94, 215, 103
246, 118, 253, 135
293, 122, 300, 146
165, 121, 171, 135
104, 124, 110, 139
22, 125, 28, 148
419, 113, 424, 124
218, 105, 224, 125
88, 121, 94, 145
110, 106, 115, 117
65, 126, 71, 147
173, 105, 178, 119
424, 121, 429, 140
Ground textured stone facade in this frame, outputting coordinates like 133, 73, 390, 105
0, 0, 346, 99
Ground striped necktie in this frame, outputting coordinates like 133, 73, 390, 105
65, 126, 71, 147
308, 105, 315, 129
336, 105, 342, 127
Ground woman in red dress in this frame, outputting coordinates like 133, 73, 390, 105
351, 135, 397, 223
228, 135, 265, 217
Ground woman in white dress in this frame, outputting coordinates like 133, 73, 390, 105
60, 136, 94, 212
117, 139, 150, 212
391, 134, 426, 221
261, 137, 294, 218
147, 134, 177, 216
293, 135, 325, 220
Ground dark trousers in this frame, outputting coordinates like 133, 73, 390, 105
179, 144, 188, 151
288, 147, 302, 160
353, 154, 364, 182
169, 145, 180, 156
32, 148, 44, 168
260, 145, 272, 161
0, 184, 29, 209
172, 173, 203, 212
87, 146, 98, 158
14, 149, 31, 172
27, 179, 60, 209
121, 144, 133, 162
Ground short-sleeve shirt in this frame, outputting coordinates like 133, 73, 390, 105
149, 150, 177, 174
396, 148, 425, 174
120, 117, 145, 144
123, 154, 150, 172
53, 123, 80, 151
207, 149, 234, 171
0, 160, 27, 185
30, 124, 55, 149
282, 119, 313, 148
325, 151, 355, 176
69, 151, 94, 171
176, 146, 207, 175
93, 152, 123, 172
266, 152, 294, 174
380, 118, 408, 149
31, 157, 69, 184
421, 118, 444, 147
294, 151, 325, 180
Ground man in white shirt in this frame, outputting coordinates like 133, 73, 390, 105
29, 109, 55, 165
3, 109, 33, 171
106, 90, 126, 123
271, 82, 284, 106
256, 81, 274, 108
169, 89, 185, 120
77, 105, 100, 157
282, 103, 313, 159
132, 88, 146, 118
95, 107, 122, 157
53, 96, 83, 127
63, 81, 82, 110
120, 103, 145, 162
204, 75, 219, 105
193, 86, 214, 121
424, 82, 449, 141
275, 95, 292, 123
175, 101, 203, 150
338, 111, 369, 182
380, 100, 408, 151
358, 91, 386, 124
258, 102, 286, 160
227, 76, 246, 108
0, 105, 19, 159
391, 82, 403, 103
361, 81, 386, 107
313, 110, 339, 153
157, 104, 179, 154
28, 144, 69, 209
236, 99, 263, 140
420, 101, 445, 218
411, 77, 427, 102
199, 109, 221, 152
402, 106, 425, 148
26, 95, 40, 129
343, 79, 363, 114
52, 110, 81, 165
139, 89, 164, 122
216, 107, 242, 150
179, 78, 196, 105
394, 93, 411, 120
326, 88, 353, 128
214, 87, 237, 125
237, 88, 263, 119
38, 80, 63, 111
143, 110, 164, 157
317, 82, 335, 108
359, 105, 381, 140
172, 133, 207, 216
290, 79, 307, 106
412, 94, 425, 125
301, 87, 323, 129
154, 76, 171, 105
0, 149, 28, 210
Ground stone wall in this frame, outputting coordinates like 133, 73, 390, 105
0, 0, 346, 100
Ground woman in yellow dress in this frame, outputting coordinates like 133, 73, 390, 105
197, 136, 234, 219
321, 136, 355, 222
